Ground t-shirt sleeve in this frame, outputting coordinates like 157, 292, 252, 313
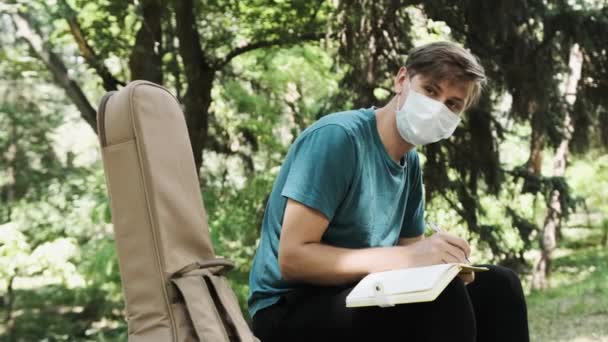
400, 151, 426, 238
281, 125, 356, 221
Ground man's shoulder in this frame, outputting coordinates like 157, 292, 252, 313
317, 108, 372, 128
301, 108, 373, 139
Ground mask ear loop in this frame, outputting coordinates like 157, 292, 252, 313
395, 92, 400, 112
396, 80, 413, 112
395, 72, 409, 113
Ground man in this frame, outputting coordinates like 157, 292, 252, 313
248, 41, 529, 341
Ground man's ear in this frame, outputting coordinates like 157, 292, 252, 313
394, 67, 408, 94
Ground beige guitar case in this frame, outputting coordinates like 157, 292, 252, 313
96, 80, 258, 342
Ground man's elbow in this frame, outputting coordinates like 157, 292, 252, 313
398, 234, 424, 246
278, 246, 301, 282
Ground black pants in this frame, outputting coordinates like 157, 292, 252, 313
252, 265, 529, 342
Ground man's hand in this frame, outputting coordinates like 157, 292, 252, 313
406, 231, 471, 266
403, 232, 475, 284
406, 232, 475, 284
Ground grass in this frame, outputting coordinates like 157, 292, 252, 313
527, 246, 608, 342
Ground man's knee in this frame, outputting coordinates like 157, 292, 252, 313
478, 265, 526, 304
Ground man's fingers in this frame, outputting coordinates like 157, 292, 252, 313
458, 272, 475, 285
443, 243, 467, 264
441, 254, 460, 264
438, 232, 471, 258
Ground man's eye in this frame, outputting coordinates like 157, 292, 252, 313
446, 102, 460, 112
425, 87, 436, 96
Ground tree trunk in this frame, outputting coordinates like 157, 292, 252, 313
165, 13, 183, 101
129, 0, 166, 84
532, 44, 582, 290
173, 0, 215, 175
3, 274, 16, 341
527, 113, 545, 176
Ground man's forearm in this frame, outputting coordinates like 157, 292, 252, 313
279, 242, 420, 286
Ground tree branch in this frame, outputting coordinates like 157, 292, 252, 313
57, 0, 125, 91
441, 192, 468, 220
165, 11, 183, 100
215, 32, 327, 70
10, 11, 97, 133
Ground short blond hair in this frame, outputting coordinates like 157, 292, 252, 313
405, 41, 487, 109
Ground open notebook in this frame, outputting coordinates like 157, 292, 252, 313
346, 263, 489, 308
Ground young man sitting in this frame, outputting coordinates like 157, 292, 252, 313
248, 41, 529, 342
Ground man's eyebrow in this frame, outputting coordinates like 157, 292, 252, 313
429, 81, 465, 105
428, 81, 443, 93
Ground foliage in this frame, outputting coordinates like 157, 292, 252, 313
0, 0, 607, 340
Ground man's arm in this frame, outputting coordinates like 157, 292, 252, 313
278, 199, 471, 286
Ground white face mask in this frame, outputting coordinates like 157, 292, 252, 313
395, 87, 461, 146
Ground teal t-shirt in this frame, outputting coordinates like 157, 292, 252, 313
247, 107, 425, 318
